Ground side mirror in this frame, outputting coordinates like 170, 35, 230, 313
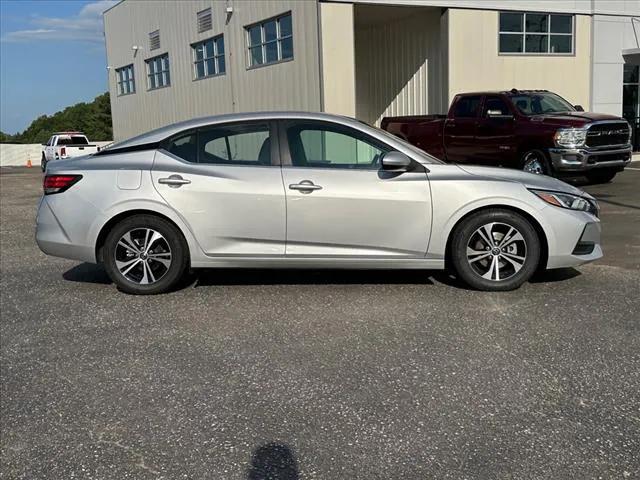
381, 151, 412, 172
487, 110, 514, 120
574, 105, 584, 112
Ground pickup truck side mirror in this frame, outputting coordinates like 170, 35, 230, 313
487, 110, 514, 120
574, 105, 584, 112
381, 151, 412, 172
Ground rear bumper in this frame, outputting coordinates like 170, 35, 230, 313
548, 145, 632, 172
35, 197, 96, 263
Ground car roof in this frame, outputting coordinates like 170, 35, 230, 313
53, 131, 85, 135
109, 111, 367, 149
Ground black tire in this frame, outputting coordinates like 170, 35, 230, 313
521, 149, 552, 176
103, 214, 189, 295
41, 154, 47, 172
450, 209, 541, 291
585, 169, 617, 184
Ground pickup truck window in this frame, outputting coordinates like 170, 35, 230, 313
483, 97, 510, 116
453, 96, 481, 118
56, 136, 89, 146
511, 92, 575, 115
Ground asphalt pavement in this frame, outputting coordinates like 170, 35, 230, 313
1, 167, 639, 479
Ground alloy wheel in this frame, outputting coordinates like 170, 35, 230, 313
114, 228, 172, 285
523, 153, 545, 175
466, 222, 527, 281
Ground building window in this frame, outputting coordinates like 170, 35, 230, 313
246, 12, 293, 68
499, 12, 574, 54
146, 53, 170, 90
193, 36, 225, 79
149, 30, 160, 51
623, 64, 640, 150
197, 8, 213, 33
116, 64, 135, 96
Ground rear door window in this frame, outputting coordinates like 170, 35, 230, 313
198, 123, 271, 166
453, 96, 482, 118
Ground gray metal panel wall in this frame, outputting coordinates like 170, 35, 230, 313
104, 0, 321, 141
354, 7, 446, 126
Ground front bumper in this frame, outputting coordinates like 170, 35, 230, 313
548, 144, 632, 172
546, 214, 603, 269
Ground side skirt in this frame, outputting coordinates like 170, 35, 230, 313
190, 256, 445, 270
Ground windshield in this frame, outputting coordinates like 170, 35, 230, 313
510, 93, 575, 115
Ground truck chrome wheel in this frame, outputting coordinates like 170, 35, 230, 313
523, 152, 545, 175
466, 222, 527, 282
114, 228, 172, 285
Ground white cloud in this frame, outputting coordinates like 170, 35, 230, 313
2, 0, 118, 43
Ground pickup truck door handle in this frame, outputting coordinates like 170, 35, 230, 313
289, 180, 322, 193
158, 175, 191, 188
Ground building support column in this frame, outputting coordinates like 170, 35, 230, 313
319, 2, 356, 117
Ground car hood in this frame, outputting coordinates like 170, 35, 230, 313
455, 165, 593, 199
529, 111, 627, 127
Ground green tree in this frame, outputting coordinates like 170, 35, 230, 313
6, 93, 112, 144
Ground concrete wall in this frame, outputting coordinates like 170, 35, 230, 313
0, 143, 112, 167
104, 0, 321, 142
319, 2, 356, 117
354, 6, 446, 125
591, 14, 640, 116
446, 9, 592, 109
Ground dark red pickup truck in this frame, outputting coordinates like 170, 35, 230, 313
381, 89, 632, 183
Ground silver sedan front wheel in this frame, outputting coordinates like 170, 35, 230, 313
450, 209, 541, 291
466, 222, 527, 282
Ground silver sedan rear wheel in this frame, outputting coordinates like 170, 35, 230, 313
114, 228, 172, 285
466, 222, 527, 282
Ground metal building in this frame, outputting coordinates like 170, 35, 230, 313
104, 0, 640, 142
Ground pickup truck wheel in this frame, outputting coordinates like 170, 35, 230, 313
450, 209, 541, 291
522, 150, 550, 176
41, 154, 47, 172
585, 169, 617, 184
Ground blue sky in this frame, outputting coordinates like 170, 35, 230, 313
0, 0, 117, 134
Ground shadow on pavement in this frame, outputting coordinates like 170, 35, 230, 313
530, 267, 581, 284
195, 268, 437, 287
62, 263, 581, 290
62, 263, 112, 284
247, 443, 299, 480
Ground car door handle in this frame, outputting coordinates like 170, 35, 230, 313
289, 180, 322, 193
158, 175, 191, 188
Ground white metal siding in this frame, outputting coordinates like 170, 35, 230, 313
104, 0, 321, 141
354, 7, 446, 126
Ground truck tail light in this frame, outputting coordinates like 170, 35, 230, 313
60, 147, 66, 157
43, 174, 82, 195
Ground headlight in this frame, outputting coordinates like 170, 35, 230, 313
530, 189, 599, 216
554, 128, 587, 148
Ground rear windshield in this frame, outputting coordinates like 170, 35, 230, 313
57, 136, 89, 145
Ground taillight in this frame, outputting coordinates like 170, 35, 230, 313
43, 174, 82, 195
60, 147, 66, 157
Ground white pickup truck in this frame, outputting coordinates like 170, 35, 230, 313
41, 132, 100, 171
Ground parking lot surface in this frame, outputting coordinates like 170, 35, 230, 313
1, 167, 639, 479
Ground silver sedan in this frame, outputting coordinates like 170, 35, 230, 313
36, 112, 602, 294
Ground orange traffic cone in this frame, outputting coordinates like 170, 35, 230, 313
26, 159, 32, 168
